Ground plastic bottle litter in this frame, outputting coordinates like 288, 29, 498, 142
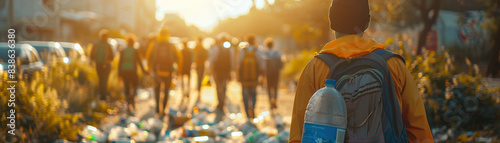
118, 115, 139, 127
54, 139, 72, 143
245, 131, 269, 143
126, 123, 138, 137
274, 114, 285, 132
302, 79, 347, 143
79, 125, 107, 142
109, 138, 131, 143
262, 136, 280, 143
107, 126, 128, 141
157, 130, 174, 142
262, 130, 289, 143
195, 102, 216, 113
169, 108, 192, 128
131, 129, 156, 142
145, 117, 164, 132
237, 121, 259, 136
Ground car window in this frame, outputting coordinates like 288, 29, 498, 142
19, 49, 30, 65
33, 46, 50, 60
51, 48, 60, 58
30, 48, 42, 62
29, 50, 39, 63
64, 48, 71, 56
55, 48, 66, 58
0, 48, 13, 63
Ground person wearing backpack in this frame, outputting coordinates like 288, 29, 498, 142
237, 34, 264, 120
289, 0, 433, 142
180, 38, 193, 102
193, 36, 208, 102
118, 34, 147, 115
149, 28, 182, 118
209, 33, 232, 114
263, 38, 283, 112
90, 29, 115, 101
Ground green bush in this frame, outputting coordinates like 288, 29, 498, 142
394, 41, 500, 139
0, 61, 115, 142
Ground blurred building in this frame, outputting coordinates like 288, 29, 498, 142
0, 0, 157, 43
0, 0, 62, 41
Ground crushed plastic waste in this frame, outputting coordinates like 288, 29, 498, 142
245, 131, 270, 143
169, 108, 193, 128
98, 102, 291, 143
107, 126, 128, 141
79, 125, 107, 142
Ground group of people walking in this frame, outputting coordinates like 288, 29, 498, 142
89, 28, 283, 119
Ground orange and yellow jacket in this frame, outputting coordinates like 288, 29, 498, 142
289, 35, 434, 143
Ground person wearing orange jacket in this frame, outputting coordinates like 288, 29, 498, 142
289, 0, 434, 142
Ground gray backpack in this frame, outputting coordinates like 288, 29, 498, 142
314, 49, 408, 142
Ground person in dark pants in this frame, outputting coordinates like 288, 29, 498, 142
263, 38, 283, 112
209, 33, 232, 114
118, 34, 147, 115
193, 36, 208, 102
149, 28, 181, 118
237, 34, 264, 119
90, 29, 114, 101
180, 38, 193, 102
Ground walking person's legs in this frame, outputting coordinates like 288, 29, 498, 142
214, 75, 226, 111
154, 78, 163, 115
162, 76, 172, 116
129, 73, 139, 110
196, 66, 204, 102
186, 74, 191, 98
96, 65, 110, 100
102, 65, 111, 100
122, 73, 132, 104
268, 76, 279, 109
96, 66, 104, 100
249, 85, 257, 119
242, 86, 253, 119
266, 76, 274, 110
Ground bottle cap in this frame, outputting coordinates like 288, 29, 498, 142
325, 79, 336, 87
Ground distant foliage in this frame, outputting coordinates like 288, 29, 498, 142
393, 40, 500, 139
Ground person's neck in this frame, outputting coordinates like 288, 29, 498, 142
335, 32, 363, 39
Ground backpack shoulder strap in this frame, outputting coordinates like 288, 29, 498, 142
314, 53, 345, 79
367, 49, 409, 142
314, 53, 337, 68
372, 49, 405, 63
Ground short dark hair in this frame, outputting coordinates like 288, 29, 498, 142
127, 34, 136, 46
246, 34, 256, 45
264, 37, 274, 49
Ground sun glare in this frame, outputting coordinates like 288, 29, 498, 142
256, 0, 266, 9
267, 0, 275, 5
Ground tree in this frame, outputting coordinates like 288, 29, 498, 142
370, 0, 420, 29
411, 0, 443, 55
482, 0, 500, 77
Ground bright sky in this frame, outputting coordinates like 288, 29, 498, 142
156, 0, 273, 31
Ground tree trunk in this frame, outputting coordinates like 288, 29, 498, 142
486, 27, 500, 77
417, 23, 432, 55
